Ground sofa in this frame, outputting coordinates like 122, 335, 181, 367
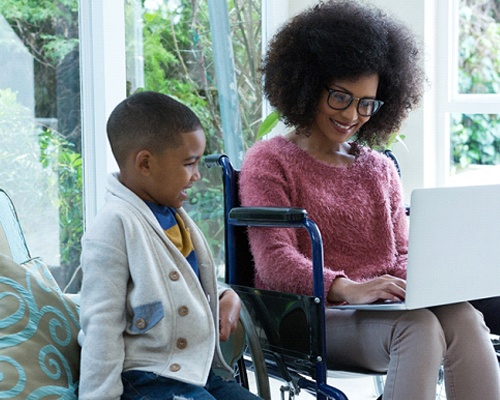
0, 188, 251, 399
0, 188, 80, 398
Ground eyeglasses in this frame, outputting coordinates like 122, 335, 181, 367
324, 86, 384, 117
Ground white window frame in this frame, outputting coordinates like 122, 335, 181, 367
80, 0, 500, 225
79, 0, 126, 227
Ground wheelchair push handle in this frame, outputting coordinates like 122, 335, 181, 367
205, 153, 228, 168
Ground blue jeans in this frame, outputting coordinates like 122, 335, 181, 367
121, 369, 261, 400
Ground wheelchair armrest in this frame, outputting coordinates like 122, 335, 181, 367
228, 206, 308, 225
227, 206, 325, 303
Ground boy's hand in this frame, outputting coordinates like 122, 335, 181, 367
218, 289, 241, 342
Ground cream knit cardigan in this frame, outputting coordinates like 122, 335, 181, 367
79, 173, 230, 400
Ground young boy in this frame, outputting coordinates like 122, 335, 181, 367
78, 91, 261, 400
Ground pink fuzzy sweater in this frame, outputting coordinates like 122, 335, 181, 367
239, 136, 408, 301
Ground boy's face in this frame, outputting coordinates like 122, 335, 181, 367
145, 128, 206, 209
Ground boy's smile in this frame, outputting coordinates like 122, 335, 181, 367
139, 128, 206, 209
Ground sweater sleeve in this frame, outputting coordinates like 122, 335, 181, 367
239, 142, 344, 299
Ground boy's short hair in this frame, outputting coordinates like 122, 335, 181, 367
107, 91, 202, 168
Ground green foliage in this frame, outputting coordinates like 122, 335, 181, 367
1, 0, 82, 287
1, 0, 261, 279
256, 110, 280, 140
139, 0, 262, 154
37, 126, 83, 282
0, 89, 82, 284
452, 0, 500, 168
0, 0, 79, 68
139, 0, 262, 262
383, 132, 408, 152
451, 113, 500, 168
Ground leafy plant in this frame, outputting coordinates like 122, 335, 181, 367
0, 89, 82, 286
451, 113, 500, 168
38, 126, 83, 285
256, 110, 280, 140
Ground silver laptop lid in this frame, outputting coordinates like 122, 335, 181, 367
406, 184, 500, 309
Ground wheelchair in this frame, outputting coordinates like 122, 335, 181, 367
207, 151, 500, 400
206, 153, 395, 400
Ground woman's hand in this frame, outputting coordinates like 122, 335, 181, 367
327, 275, 406, 305
218, 289, 241, 341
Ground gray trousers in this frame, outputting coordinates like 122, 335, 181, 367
325, 302, 500, 400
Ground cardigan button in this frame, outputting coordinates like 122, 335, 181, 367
169, 271, 180, 281
178, 306, 189, 316
169, 363, 181, 372
176, 338, 187, 349
135, 318, 147, 330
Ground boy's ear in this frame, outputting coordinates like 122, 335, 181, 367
135, 150, 153, 176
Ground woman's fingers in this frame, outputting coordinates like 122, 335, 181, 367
349, 275, 406, 304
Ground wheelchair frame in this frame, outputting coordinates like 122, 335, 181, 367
206, 153, 350, 400
207, 150, 500, 400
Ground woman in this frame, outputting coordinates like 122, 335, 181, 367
239, 1, 500, 399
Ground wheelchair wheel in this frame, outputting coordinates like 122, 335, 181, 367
239, 301, 272, 400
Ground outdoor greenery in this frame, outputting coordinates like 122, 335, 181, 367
138, 0, 262, 153
0, 0, 80, 285
2, 0, 498, 284
137, 0, 262, 265
451, 0, 500, 169
38, 127, 83, 284
0, 0, 261, 282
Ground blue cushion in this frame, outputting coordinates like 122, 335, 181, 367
0, 255, 80, 398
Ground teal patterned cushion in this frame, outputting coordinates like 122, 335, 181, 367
0, 254, 80, 398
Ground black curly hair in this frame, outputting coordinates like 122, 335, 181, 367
262, 0, 425, 147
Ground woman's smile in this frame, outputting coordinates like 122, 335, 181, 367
329, 117, 357, 134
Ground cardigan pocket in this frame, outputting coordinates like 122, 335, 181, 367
128, 301, 164, 334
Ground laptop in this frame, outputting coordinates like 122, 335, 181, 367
333, 184, 500, 311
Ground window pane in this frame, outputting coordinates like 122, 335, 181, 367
458, 0, 500, 94
0, 0, 82, 290
125, 0, 262, 278
450, 113, 500, 185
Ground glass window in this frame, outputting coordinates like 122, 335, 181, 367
450, 113, 500, 184
0, 0, 82, 290
125, 0, 262, 277
448, 0, 500, 185
458, 0, 500, 94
